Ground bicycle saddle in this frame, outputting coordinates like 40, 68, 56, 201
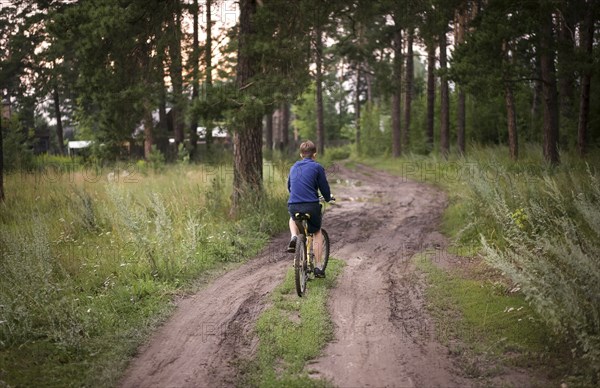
294, 212, 311, 221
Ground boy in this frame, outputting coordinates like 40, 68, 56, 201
287, 140, 333, 278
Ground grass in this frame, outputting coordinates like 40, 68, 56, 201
0, 159, 290, 387
414, 251, 570, 383
354, 144, 600, 382
239, 258, 344, 387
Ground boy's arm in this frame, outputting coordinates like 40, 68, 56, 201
317, 165, 332, 202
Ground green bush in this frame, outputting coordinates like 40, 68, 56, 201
147, 145, 166, 172
357, 103, 391, 157
478, 166, 600, 381
325, 144, 352, 161
2, 117, 35, 171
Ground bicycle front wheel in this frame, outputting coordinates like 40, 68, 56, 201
294, 235, 308, 297
321, 228, 330, 272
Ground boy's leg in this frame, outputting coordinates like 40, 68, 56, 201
289, 217, 299, 237
287, 217, 299, 252
313, 229, 323, 268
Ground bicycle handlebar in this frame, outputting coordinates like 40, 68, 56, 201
319, 195, 336, 203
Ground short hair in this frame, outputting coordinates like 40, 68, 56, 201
300, 140, 317, 157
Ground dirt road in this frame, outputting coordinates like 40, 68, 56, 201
120, 164, 468, 387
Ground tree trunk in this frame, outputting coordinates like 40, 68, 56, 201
144, 105, 154, 160
189, 0, 200, 160
366, 72, 373, 103
338, 60, 347, 132
157, 63, 169, 155
272, 108, 281, 150
577, 1, 594, 157
455, 10, 466, 155
456, 89, 465, 154
0, 117, 4, 202
502, 40, 518, 160
471, 0, 480, 19
530, 56, 542, 140
53, 86, 65, 155
205, 0, 213, 150
355, 65, 361, 149
205, 0, 212, 87
315, 22, 325, 155
539, 6, 560, 165
426, 41, 436, 153
505, 83, 518, 160
169, 2, 184, 148
439, 31, 450, 158
265, 111, 273, 151
557, 4, 576, 122
281, 102, 290, 150
233, 0, 262, 209
391, 28, 402, 158
403, 28, 414, 151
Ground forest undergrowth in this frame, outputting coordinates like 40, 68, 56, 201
0, 156, 290, 387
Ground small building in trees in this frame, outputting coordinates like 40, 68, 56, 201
67, 140, 93, 157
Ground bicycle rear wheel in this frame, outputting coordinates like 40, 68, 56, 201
321, 228, 330, 272
294, 235, 307, 297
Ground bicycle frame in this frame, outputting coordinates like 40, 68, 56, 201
295, 218, 315, 271
292, 197, 333, 297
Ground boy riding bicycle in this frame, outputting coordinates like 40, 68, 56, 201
287, 140, 333, 278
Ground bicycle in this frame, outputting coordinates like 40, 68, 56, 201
292, 196, 334, 297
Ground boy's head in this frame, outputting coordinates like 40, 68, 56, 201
300, 140, 317, 159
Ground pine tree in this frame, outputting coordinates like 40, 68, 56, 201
577, 0, 596, 156
539, 1, 560, 165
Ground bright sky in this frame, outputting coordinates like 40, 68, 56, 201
179, 0, 239, 82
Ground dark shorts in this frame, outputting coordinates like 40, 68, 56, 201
288, 202, 322, 234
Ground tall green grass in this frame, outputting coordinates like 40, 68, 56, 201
474, 165, 600, 382
360, 144, 600, 382
0, 160, 290, 386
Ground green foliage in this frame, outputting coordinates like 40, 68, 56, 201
323, 144, 352, 163
177, 143, 190, 164
147, 145, 166, 172
1, 114, 35, 172
293, 84, 318, 141
292, 82, 345, 143
48, 0, 169, 144
478, 167, 600, 382
357, 103, 390, 157
0, 162, 289, 387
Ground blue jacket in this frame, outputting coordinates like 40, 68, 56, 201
287, 158, 332, 204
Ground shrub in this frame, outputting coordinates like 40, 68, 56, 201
472, 165, 600, 381
358, 103, 391, 157
147, 145, 166, 172
325, 144, 352, 161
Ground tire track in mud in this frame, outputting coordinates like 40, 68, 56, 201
307, 164, 468, 387
119, 236, 291, 387
120, 164, 464, 387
